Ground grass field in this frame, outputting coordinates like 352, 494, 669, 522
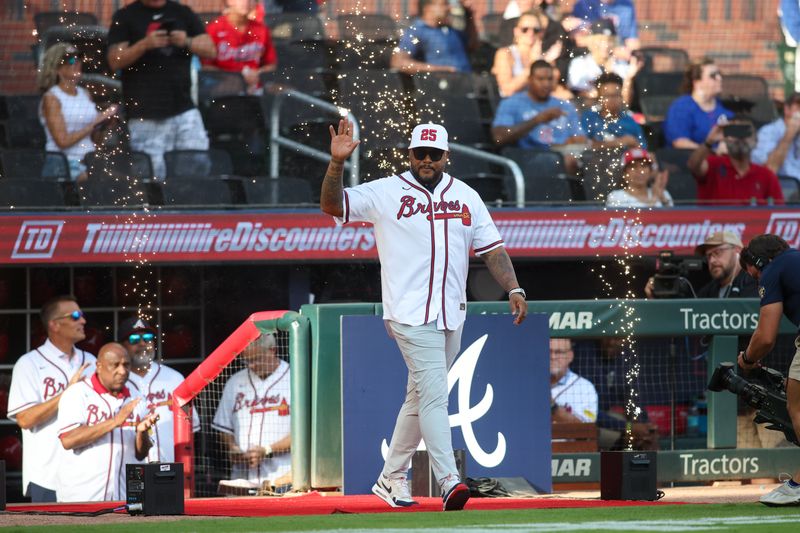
3, 504, 800, 533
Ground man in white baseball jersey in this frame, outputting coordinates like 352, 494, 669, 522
212, 333, 292, 490
7, 295, 96, 502
321, 120, 529, 511
56, 342, 157, 502
122, 316, 200, 463
550, 338, 598, 423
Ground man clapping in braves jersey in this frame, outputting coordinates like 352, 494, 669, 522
321, 120, 528, 511
122, 317, 200, 462
7, 296, 96, 502
212, 333, 292, 490
56, 343, 157, 502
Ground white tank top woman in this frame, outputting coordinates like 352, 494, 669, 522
39, 85, 98, 178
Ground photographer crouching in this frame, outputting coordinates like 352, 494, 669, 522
737, 234, 800, 506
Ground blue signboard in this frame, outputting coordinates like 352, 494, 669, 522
341, 314, 551, 495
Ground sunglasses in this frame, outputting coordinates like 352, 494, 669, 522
60, 54, 82, 66
519, 26, 543, 34
412, 147, 445, 161
56, 310, 85, 321
128, 332, 155, 345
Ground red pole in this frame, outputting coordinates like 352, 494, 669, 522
173, 397, 194, 498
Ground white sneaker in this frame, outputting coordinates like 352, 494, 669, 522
760, 480, 800, 507
372, 473, 418, 508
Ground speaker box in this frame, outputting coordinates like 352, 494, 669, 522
600, 450, 658, 501
126, 462, 184, 515
411, 449, 466, 497
0, 459, 5, 511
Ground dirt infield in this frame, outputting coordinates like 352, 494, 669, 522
0, 483, 779, 527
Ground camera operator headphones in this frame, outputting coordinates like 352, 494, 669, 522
741, 247, 770, 271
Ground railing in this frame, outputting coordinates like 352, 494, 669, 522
268, 90, 361, 187
449, 141, 526, 208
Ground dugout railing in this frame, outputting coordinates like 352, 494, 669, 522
299, 299, 800, 490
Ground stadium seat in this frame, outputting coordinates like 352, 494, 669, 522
85, 151, 154, 183
501, 147, 576, 203
203, 96, 269, 176
163, 149, 234, 179
274, 40, 329, 73
38, 25, 111, 76
721, 74, 778, 127
359, 146, 405, 182
426, 95, 491, 148
412, 71, 480, 98
0, 94, 40, 121
0, 180, 65, 208
161, 178, 235, 206
579, 147, 626, 202
78, 178, 152, 208
640, 95, 677, 122
480, 13, 515, 48
0, 149, 70, 180
266, 13, 325, 41
197, 70, 247, 109
635, 47, 689, 73
631, 72, 683, 113
33, 11, 98, 35
665, 171, 698, 203
778, 175, 800, 203
655, 147, 693, 175
337, 13, 398, 41
0, 119, 46, 149
240, 177, 313, 205
332, 41, 394, 70
460, 175, 508, 204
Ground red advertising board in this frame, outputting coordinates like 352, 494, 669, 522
1, 208, 798, 264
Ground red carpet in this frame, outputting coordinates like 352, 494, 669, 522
7, 492, 682, 517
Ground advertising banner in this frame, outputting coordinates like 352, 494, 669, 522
340, 314, 551, 495
1, 207, 798, 264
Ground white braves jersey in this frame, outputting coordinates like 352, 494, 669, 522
551, 369, 598, 423
7, 340, 96, 494
337, 171, 504, 330
212, 360, 291, 485
55, 374, 148, 502
127, 362, 200, 463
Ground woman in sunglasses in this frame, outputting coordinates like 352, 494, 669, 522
492, 9, 561, 98
37, 43, 118, 182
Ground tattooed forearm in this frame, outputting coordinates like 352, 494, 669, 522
481, 247, 520, 292
320, 158, 345, 217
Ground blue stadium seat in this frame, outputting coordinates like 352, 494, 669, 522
0, 180, 65, 208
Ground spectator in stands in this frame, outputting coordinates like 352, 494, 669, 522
7, 296, 95, 502
391, 0, 478, 74
122, 317, 200, 463
606, 148, 673, 208
752, 92, 800, 180
107, 0, 217, 180
550, 338, 598, 423
492, 9, 562, 97
687, 120, 785, 205
581, 72, 645, 149
571, 0, 640, 58
566, 19, 631, 100
37, 44, 119, 182
203, 0, 277, 94
664, 58, 734, 149
492, 59, 587, 174
56, 343, 157, 502
212, 333, 292, 491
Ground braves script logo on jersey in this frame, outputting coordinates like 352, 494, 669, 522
12, 220, 65, 259
146, 389, 172, 409
42, 377, 66, 400
233, 392, 289, 415
396, 197, 472, 226
381, 334, 506, 468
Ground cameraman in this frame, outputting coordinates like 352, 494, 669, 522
738, 234, 800, 506
644, 231, 757, 300
687, 120, 784, 205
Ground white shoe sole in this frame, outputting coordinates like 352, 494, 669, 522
760, 498, 800, 507
372, 482, 417, 508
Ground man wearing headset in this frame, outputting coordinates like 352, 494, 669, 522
738, 234, 800, 506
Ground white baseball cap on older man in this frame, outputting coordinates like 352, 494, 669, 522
409, 123, 449, 151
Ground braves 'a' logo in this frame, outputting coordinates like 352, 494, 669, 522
396, 196, 472, 226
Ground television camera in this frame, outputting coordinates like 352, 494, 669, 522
651, 251, 703, 298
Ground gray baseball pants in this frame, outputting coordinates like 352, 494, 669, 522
382, 320, 463, 488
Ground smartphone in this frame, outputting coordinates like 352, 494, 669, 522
721, 123, 753, 139
159, 18, 176, 33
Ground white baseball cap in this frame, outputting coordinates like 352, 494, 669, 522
409, 123, 449, 151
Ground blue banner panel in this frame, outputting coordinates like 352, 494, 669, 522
341, 314, 551, 495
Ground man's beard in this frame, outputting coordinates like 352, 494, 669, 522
410, 166, 443, 191
727, 139, 752, 159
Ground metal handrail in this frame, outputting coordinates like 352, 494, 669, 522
268, 90, 360, 187
449, 142, 525, 208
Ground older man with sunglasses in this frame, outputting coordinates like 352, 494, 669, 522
322, 120, 528, 511
122, 316, 199, 463
7, 295, 96, 502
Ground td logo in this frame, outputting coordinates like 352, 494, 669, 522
12, 221, 65, 259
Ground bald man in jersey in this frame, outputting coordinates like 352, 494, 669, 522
321, 120, 528, 511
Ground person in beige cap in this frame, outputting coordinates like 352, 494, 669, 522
644, 230, 757, 299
